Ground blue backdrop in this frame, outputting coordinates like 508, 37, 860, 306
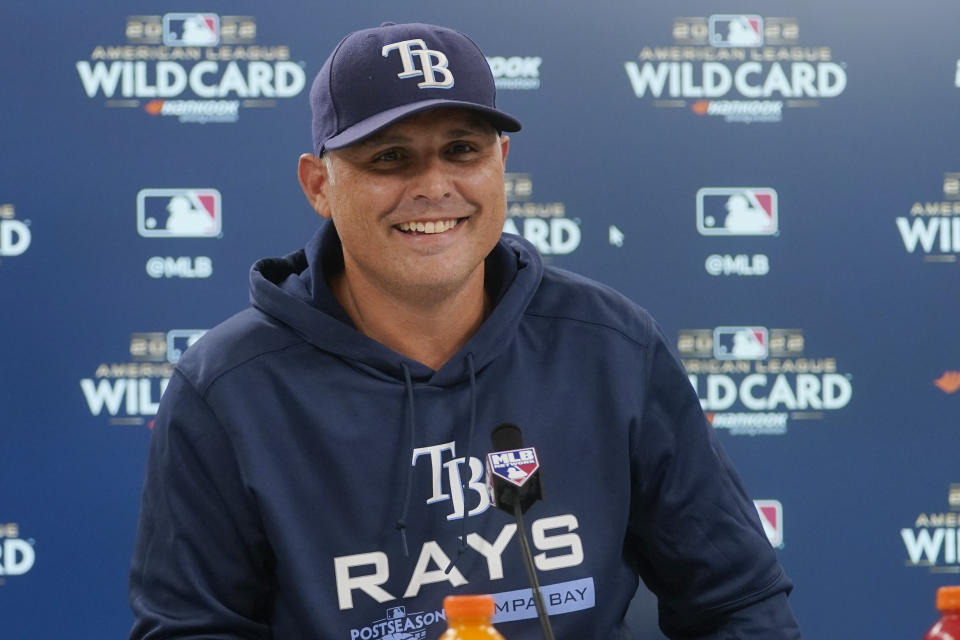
2, 1, 959, 637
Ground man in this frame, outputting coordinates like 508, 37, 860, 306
129, 22, 802, 639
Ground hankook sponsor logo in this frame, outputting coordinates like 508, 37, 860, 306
934, 371, 960, 394
486, 56, 541, 90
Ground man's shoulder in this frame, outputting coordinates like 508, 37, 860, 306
526, 265, 660, 348
175, 306, 303, 394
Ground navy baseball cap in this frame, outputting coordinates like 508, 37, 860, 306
310, 22, 522, 155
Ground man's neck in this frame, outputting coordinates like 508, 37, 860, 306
331, 267, 489, 371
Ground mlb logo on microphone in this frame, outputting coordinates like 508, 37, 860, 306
713, 326, 769, 360
709, 15, 764, 48
697, 188, 778, 236
754, 500, 783, 548
487, 447, 539, 488
163, 13, 220, 47
137, 189, 222, 238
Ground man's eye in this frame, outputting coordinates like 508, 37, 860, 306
373, 149, 403, 163
448, 142, 477, 156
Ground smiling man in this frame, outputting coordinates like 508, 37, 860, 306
297, 107, 510, 370
129, 22, 802, 640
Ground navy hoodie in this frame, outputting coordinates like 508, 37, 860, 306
130, 222, 800, 639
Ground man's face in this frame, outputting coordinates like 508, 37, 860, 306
314, 108, 510, 300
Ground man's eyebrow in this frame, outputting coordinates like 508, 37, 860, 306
445, 126, 489, 138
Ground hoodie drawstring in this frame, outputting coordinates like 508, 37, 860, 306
396, 356, 480, 571
396, 363, 416, 558
445, 352, 478, 575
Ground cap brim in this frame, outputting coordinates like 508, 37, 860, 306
322, 99, 522, 153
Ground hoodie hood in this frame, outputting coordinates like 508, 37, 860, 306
249, 220, 544, 385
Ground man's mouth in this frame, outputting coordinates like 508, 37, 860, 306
395, 218, 463, 235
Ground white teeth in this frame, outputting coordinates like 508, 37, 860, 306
397, 219, 458, 234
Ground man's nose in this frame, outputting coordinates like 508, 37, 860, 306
410, 157, 453, 202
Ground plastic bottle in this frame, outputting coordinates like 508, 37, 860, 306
440, 594, 506, 640
924, 586, 960, 639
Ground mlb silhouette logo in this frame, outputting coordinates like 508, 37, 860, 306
166, 329, 207, 364
713, 326, 769, 360
137, 189, 222, 238
697, 187, 778, 236
709, 15, 764, 48
754, 499, 783, 548
385, 606, 406, 621
163, 13, 220, 47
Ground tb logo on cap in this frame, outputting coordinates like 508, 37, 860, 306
382, 39, 455, 89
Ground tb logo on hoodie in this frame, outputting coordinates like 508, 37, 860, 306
412, 441, 490, 520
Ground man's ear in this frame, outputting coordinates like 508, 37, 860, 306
297, 153, 332, 219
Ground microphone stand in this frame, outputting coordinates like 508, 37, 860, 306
513, 499, 556, 640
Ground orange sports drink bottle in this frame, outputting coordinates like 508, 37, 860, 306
923, 586, 960, 639
440, 595, 506, 639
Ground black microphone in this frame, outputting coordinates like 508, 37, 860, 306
486, 423, 556, 640
488, 423, 544, 514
